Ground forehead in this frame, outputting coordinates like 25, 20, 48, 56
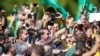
53, 23, 59, 26
8, 36, 13, 39
44, 29, 49, 33
22, 29, 27, 33
32, 51, 40, 56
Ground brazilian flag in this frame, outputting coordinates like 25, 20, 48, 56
75, 0, 94, 21
40, 0, 68, 19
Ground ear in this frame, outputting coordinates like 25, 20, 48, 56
19, 34, 22, 37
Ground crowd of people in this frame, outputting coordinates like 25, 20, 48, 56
0, 3, 100, 56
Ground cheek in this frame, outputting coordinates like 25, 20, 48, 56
99, 44, 100, 48
66, 38, 70, 43
71, 37, 75, 41
43, 35, 49, 40
44, 35, 48, 39
21, 34, 26, 39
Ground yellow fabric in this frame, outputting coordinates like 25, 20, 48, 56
67, 44, 73, 49
93, 32, 97, 38
95, 50, 100, 56
54, 18, 62, 26
53, 38, 59, 42
7, 16, 11, 21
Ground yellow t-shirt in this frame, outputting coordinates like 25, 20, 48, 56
95, 50, 100, 56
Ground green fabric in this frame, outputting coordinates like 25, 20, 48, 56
13, 16, 18, 41
65, 45, 76, 56
6, 16, 12, 33
75, 0, 85, 21
75, 0, 94, 21
11, 7, 18, 14
60, 23, 64, 29
40, 0, 67, 19
57, 4, 67, 19
6, 16, 18, 41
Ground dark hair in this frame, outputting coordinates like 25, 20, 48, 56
75, 33, 87, 42
34, 28, 49, 41
92, 25, 98, 30
47, 21, 54, 26
32, 45, 45, 56
7, 32, 14, 37
46, 7, 56, 13
17, 28, 26, 39
28, 14, 32, 19
28, 28, 35, 35
3, 42, 12, 54
33, 3, 37, 7
0, 36, 3, 42
4, 32, 14, 42
22, 3, 27, 6
38, 28, 50, 36
76, 41, 86, 50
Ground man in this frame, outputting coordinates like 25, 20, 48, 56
14, 28, 29, 56
43, 45, 53, 56
65, 33, 87, 56
52, 23, 59, 31
2, 42, 15, 56
5, 32, 14, 43
31, 45, 45, 56
35, 28, 65, 56
37, 28, 52, 45
0, 10, 6, 37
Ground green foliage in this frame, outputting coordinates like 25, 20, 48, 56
0, 0, 100, 19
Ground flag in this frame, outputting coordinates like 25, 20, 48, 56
40, 0, 68, 19
7, 15, 18, 41
13, 16, 18, 41
75, 0, 94, 21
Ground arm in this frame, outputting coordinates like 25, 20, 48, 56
41, 14, 50, 28
52, 48, 68, 54
9, 15, 16, 28
54, 28, 66, 37
42, 37, 56, 45
41, 28, 67, 45
83, 35, 100, 56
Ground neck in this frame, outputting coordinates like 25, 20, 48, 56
18, 38, 24, 42
5, 52, 12, 56
75, 50, 82, 55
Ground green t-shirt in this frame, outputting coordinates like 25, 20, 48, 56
65, 45, 76, 56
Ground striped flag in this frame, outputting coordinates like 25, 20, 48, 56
75, 0, 94, 21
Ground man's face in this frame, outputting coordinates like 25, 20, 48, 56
31, 51, 40, 56
10, 43, 15, 54
52, 23, 59, 32
21, 30, 28, 41
8, 37, 14, 43
42, 30, 49, 41
80, 15, 86, 23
